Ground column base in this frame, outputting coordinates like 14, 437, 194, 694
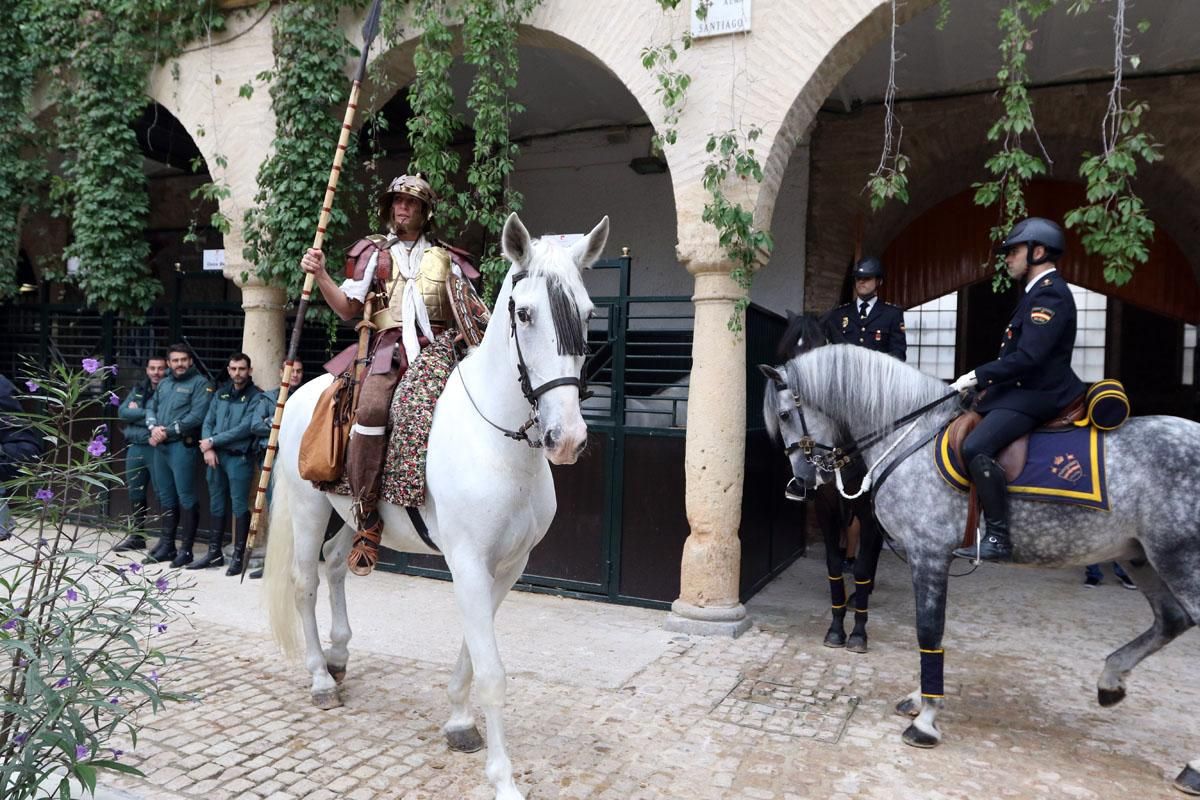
664, 599, 752, 638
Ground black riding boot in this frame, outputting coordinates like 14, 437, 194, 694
225, 512, 251, 576
114, 501, 148, 552
186, 521, 226, 570
169, 508, 200, 568
954, 454, 1014, 562
143, 508, 179, 564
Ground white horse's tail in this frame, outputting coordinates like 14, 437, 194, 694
263, 473, 301, 659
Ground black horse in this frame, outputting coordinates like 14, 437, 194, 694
774, 312, 884, 653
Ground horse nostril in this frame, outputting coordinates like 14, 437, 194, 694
544, 429, 558, 449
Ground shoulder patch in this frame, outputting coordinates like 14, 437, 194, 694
206, 386, 215, 393
1030, 306, 1055, 325
1040, 277, 1053, 287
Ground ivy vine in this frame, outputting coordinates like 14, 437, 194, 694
0, 2, 41, 302
1063, 0, 1161, 286
864, 0, 909, 212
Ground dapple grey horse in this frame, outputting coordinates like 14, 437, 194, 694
761, 343, 1200, 795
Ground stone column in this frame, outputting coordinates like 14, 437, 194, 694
665, 251, 752, 638
232, 273, 286, 390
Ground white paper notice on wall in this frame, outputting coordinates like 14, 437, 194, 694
692, 0, 751, 39
539, 233, 584, 248
66, 256, 81, 275
203, 249, 226, 271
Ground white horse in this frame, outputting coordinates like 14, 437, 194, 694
264, 213, 609, 800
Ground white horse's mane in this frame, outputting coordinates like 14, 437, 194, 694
784, 345, 949, 430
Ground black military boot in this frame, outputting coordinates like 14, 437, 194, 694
169, 508, 200, 568
114, 501, 149, 552
142, 508, 179, 564
225, 512, 251, 576
186, 521, 226, 570
954, 454, 1014, 563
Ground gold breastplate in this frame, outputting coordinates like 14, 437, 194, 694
371, 246, 452, 331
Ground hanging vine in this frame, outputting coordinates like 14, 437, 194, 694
972, 0, 1055, 290
241, 1, 363, 302
0, 2, 41, 302
1064, 0, 1161, 286
864, 0, 910, 212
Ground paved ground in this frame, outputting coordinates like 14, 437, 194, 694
99, 545, 1199, 800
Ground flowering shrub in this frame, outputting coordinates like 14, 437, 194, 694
1, 361, 192, 799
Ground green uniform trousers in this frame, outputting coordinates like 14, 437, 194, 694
124, 442, 154, 506
150, 440, 201, 511
206, 450, 253, 518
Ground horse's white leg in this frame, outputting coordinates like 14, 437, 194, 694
295, 516, 339, 710
449, 554, 525, 800
443, 556, 526, 754
321, 522, 355, 683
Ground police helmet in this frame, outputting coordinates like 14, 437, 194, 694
852, 256, 884, 281
379, 172, 437, 229
996, 217, 1065, 264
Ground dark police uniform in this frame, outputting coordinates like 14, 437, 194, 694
202, 381, 261, 523
118, 380, 156, 510
962, 268, 1085, 463
820, 297, 907, 361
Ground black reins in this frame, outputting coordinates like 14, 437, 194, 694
458, 271, 591, 448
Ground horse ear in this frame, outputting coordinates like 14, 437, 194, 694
758, 364, 784, 383
502, 212, 533, 271
570, 216, 610, 271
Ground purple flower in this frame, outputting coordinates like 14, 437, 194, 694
1, 619, 15, 631
149, 669, 159, 684
87, 437, 107, 457
155, 623, 168, 633
128, 563, 141, 574
65, 588, 78, 602
108, 696, 120, 705
18, 657, 27, 667
81, 358, 100, 374
25, 380, 38, 392
53, 677, 69, 689
107, 364, 119, 376
111, 748, 124, 760
75, 743, 89, 760
35, 488, 52, 503
155, 576, 168, 592
108, 392, 120, 406
13, 732, 27, 747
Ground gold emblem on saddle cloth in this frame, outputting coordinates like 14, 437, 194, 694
371, 246, 453, 332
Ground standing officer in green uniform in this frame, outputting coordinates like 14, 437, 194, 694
113, 355, 167, 552
188, 352, 261, 574
143, 343, 213, 567
245, 360, 304, 579
820, 257, 907, 360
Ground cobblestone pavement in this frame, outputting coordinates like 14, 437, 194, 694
104, 548, 1199, 800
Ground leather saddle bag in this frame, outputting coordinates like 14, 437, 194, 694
299, 372, 355, 483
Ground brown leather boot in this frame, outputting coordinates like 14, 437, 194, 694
347, 432, 388, 577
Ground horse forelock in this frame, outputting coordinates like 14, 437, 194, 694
784, 345, 948, 432
509, 242, 591, 357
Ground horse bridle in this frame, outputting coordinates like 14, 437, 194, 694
459, 272, 592, 449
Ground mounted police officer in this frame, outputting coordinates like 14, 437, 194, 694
299, 172, 478, 577
113, 355, 167, 552
143, 343, 213, 566
189, 352, 262, 574
950, 217, 1085, 563
821, 257, 907, 361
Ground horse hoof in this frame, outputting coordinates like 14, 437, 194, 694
1098, 686, 1126, 707
846, 633, 868, 654
328, 665, 347, 684
445, 725, 484, 753
823, 629, 847, 648
1174, 765, 1200, 795
902, 722, 941, 749
312, 689, 342, 710
895, 697, 920, 718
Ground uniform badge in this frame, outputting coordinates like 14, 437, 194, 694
841, 316, 849, 329
1041, 277, 1052, 287
874, 330, 882, 342
1030, 307, 1054, 325
1051, 453, 1083, 483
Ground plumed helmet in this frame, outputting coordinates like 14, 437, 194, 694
852, 256, 884, 281
997, 217, 1065, 259
379, 172, 437, 228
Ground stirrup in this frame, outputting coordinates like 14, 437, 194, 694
348, 524, 382, 577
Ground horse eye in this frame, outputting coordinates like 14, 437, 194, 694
516, 308, 531, 323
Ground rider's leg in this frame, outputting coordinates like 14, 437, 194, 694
346, 364, 402, 576
953, 409, 1037, 562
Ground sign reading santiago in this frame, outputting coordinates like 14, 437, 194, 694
692, 0, 752, 39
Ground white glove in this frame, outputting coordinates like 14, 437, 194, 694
950, 370, 978, 393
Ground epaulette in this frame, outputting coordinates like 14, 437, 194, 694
344, 234, 397, 281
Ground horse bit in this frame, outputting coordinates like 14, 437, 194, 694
460, 271, 592, 449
